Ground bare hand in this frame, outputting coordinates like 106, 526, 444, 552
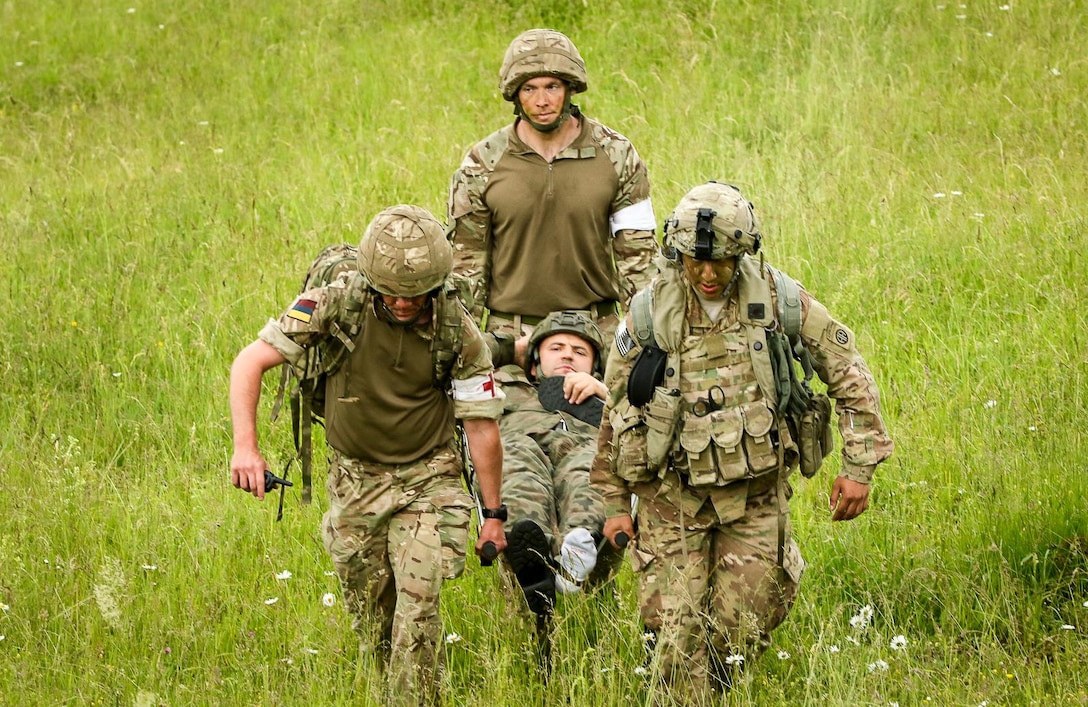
230, 448, 269, 500
476, 518, 508, 557
829, 477, 870, 521
603, 514, 635, 549
563, 371, 607, 404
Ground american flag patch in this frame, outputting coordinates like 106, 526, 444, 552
615, 320, 636, 357
287, 298, 316, 323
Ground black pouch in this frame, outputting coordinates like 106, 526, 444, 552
627, 345, 668, 407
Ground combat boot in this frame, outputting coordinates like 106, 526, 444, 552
505, 519, 556, 616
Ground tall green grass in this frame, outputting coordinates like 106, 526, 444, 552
1, 0, 1085, 704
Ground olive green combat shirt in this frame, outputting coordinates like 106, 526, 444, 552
260, 279, 504, 465
448, 114, 658, 321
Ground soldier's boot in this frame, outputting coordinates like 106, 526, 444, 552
505, 519, 556, 617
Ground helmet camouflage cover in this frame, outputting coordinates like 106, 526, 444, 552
663, 182, 762, 260
499, 28, 588, 101
527, 309, 605, 380
356, 205, 452, 297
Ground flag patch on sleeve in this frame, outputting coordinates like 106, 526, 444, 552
287, 299, 316, 323
615, 320, 636, 357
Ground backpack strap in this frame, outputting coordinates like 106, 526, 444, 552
432, 277, 467, 387
628, 287, 655, 348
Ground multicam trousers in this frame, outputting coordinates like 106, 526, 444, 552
632, 477, 805, 701
321, 444, 472, 706
501, 427, 603, 554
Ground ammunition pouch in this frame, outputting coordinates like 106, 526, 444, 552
796, 393, 834, 478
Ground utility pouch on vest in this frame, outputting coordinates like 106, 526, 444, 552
798, 393, 834, 477
628, 345, 668, 407
679, 408, 746, 486
644, 387, 682, 469
610, 403, 654, 484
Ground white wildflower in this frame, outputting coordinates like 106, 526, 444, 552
828, 645, 840, 653
1050, 67, 1061, 76
264, 597, 279, 605
999, 4, 1010, 9
0, 603, 8, 612
642, 632, 655, 642
984, 400, 997, 408
933, 192, 946, 198
851, 604, 874, 630
633, 666, 648, 676
868, 659, 889, 672
126, 8, 136, 13
322, 593, 336, 607
890, 635, 908, 650
445, 633, 462, 644
303, 648, 318, 655
777, 650, 790, 660
324, 571, 337, 577
0, 635, 4, 642
275, 570, 292, 580
1059, 624, 1074, 630
724, 653, 744, 666
141, 564, 157, 571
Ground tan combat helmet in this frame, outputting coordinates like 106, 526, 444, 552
663, 182, 763, 261
499, 28, 588, 101
526, 309, 605, 380
357, 205, 452, 297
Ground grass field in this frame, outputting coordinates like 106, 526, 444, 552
1, 0, 1086, 704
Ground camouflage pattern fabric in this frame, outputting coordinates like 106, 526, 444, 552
591, 257, 893, 699
322, 445, 471, 707
448, 116, 657, 339
497, 366, 603, 554
632, 479, 802, 697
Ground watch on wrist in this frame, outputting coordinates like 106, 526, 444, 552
481, 504, 508, 522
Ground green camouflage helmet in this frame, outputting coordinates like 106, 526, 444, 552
500, 29, 588, 101
527, 309, 605, 380
356, 205, 452, 297
663, 182, 762, 260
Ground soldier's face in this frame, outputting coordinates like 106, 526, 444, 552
379, 293, 431, 322
535, 333, 595, 378
681, 254, 737, 300
517, 76, 568, 128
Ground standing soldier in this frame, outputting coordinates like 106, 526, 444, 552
592, 182, 894, 699
448, 28, 658, 362
229, 205, 506, 706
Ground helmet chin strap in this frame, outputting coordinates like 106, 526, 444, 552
514, 96, 577, 133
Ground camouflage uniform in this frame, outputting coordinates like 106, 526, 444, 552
496, 363, 603, 555
257, 208, 505, 706
591, 184, 893, 698
447, 29, 657, 344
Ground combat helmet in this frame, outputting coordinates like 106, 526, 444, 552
663, 182, 762, 261
499, 29, 588, 101
356, 205, 452, 297
527, 309, 605, 380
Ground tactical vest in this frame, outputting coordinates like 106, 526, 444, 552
611, 257, 808, 487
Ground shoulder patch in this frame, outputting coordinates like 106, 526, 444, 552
287, 298, 316, 323
615, 320, 636, 358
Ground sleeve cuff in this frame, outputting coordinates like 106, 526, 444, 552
840, 462, 875, 484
